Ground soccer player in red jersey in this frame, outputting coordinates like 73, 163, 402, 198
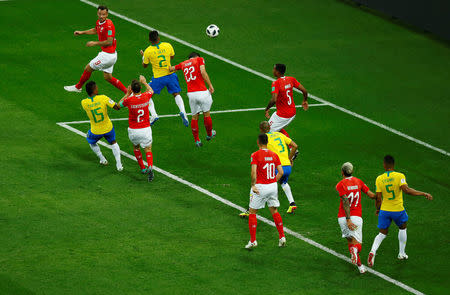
245, 133, 286, 250
265, 64, 308, 138
119, 76, 155, 182
170, 52, 215, 147
64, 5, 127, 94
336, 162, 376, 273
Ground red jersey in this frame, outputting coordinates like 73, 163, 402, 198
174, 57, 207, 93
335, 177, 369, 218
271, 76, 300, 118
122, 92, 153, 129
96, 19, 116, 53
250, 149, 281, 184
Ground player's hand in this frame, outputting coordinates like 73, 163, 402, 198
347, 220, 357, 231
209, 86, 215, 94
252, 185, 259, 195
74, 31, 83, 36
265, 110, 270, 119
375, 209, 380, 216
139, 75, 147, 84
140, 49, 144, 56
424, 193, 433, 200
302, 100, 309, 111
126, 85, 132, 96
86, 41, 96, 47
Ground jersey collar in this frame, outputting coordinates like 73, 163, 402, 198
385, 171, 394, 177
88, 95, 96, 102
345, 176, 353, 179
151, 42, 161, 49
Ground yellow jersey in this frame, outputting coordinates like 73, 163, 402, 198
81, 95, 116, 135
266, 132, 292, 166
376, 171, 408, 212
143, 42, 175, 78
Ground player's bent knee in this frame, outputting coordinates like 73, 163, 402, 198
399, 222, 407, 229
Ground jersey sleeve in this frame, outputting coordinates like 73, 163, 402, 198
174, 63, 182, 70
106, 21, 114, 38
398, 173, 407, 187
375, 176, 382, 193
168, 43, 175, 56
336, 182, 346, 197
274, 153, 281, 166
199, 57, 205, 66
281, 134, 292, 146
292, 77, 300, 88
271, 80, 278, 94
104, 96, 116, 108
250, 153, 257, 165
143, 48, 151, 65
360, 180, 370, 194
121, 97, 130, 108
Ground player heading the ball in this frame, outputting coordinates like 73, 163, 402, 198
64, 5, 128, 94
170, 52, 215, 147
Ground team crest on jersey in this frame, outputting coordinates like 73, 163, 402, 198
284, 84, 291, 89
271, 86, 275, 91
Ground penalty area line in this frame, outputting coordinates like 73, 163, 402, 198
57, 121, 425, 295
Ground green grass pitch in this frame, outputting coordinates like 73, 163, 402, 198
0, 0, 449, 294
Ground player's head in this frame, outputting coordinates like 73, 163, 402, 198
97, 5, 108, 22
85, 81, 98, 97
188, 52, 200, 59
257, 133, 269, 147
383, 155, 395, 170
259, 121, 270, 133
273, 64, 286, 77
131, 80, 141, 94
341, 162, 353, 177
149, 30, 160, 44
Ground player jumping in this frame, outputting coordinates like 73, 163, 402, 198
336, 162, 376, 274
170, 52, 215, 147
367, 155, 433, 267
64, 5, 127, 94
240, 121, 298, 217
81, 81, 123, 171
140, 30, 188, 127
245, 133, 286, 250
119, 76, 155, 182
265, 64, 308, 138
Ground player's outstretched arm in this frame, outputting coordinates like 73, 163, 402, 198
139, 75, 154, 94
341, 195, 357, 230
251, 165, 259, 194
288, 141, 298, 164
200, 65, 214, 94
87, 37, 113, 47
401, 185, 433, 200
366, 190, 376, 199
74, 28, 96, 35
265, 93, 277, 119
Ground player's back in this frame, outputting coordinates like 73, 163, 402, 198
336, 176, 369, 217
81, 95, 114, 134
272, 76, 300, 118
266, 132, 291, 166
122, 92, 152, 129
251, 149, 281, 184
176, 57, 207, 92
376, 171, 407, 212
143, 42, 174, 78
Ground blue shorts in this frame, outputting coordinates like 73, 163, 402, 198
378, 210, 408, 229
276, 165, 292, 184
149, 73, 181, 95
86, 127, 116, 145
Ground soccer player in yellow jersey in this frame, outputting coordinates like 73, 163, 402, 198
140, 30, 188, 127
367, 155, 432, 267
81, 81, 123, 171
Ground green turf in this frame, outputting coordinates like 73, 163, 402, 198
0, 0, 449, 294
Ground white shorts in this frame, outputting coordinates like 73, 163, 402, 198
128, 127, 152, 148
249, 183, 279, 210
269, 112, 295, 132
338, 216, 363, 243
187, 90, 213, 115
89, 51, 117, 74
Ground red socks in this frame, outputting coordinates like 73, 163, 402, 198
191, 119, 200, 142
280, 128, 290, 138
75, 70, 92, 89
249, 214, 257, 242
145, 151, 153, 168
108, 76, 127, 93
272, 212, 285, 239
349, 243, 362, 266
134, 149, 145, 170
204, 116, 213, 137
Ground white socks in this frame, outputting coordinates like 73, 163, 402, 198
370, 233, 386, 254
281, 183, 295, 204
148, 99, 158, 118
90, 143, 106, 162
398, 229, 407, 255
110, 143, 122, 169
174, 94, 186, 114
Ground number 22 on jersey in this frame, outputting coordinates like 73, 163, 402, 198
183, 66, 197, 82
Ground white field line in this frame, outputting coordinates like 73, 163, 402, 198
57, 103, 328, 125
79, 0, 450, 157
57, 121, 425, 295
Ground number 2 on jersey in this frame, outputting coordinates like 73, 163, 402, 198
183, 66, 196, 82
263, 162, 276, 180
157, 55, 167, 68
137, 109, 144, 123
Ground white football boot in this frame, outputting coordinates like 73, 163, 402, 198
358, 265, 367, 274
367, 252, 376, 268
398, 253, 409, 260
64, 85, 82, 93
279, 237, 287, 247
245, 240, 257, 250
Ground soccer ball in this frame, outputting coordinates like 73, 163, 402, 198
206, 24, 220, 38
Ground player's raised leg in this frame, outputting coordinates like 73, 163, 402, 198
173, 92, 189, 127
103, 72, 127, 94
65, 64, 93, 93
